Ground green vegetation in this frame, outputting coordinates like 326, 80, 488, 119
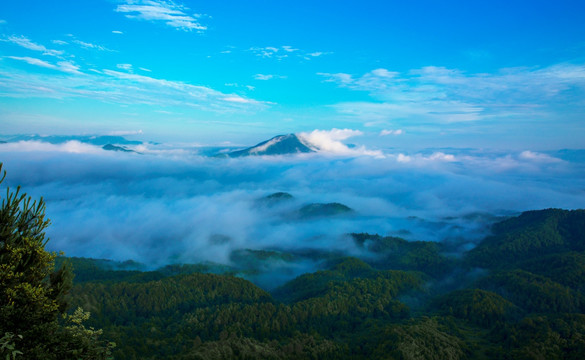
0, 164, 113, 359
297, 202, 353, 219
352, 233, 455, 277
265, 192, 294, 201
65, 208, 584, 359
102, 144, 135, 153
3, 162, 585, 359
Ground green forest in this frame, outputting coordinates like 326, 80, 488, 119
2, 164, 585, 359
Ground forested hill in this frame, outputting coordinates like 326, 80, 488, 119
64, 208, 585, 359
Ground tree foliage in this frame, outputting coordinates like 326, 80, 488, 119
0, 164, 112, 359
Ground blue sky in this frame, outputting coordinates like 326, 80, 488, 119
1, 0, 585, 149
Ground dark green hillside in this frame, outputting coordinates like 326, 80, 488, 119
102, 144, 136, 153
432, 289, 522, 327
477, 269, 584, 313
265, 192, 294, 201
229, 249, 297, 271
57, 208, 585, 359
519, 252, 585, 289
352, 233, 456, 277
272, 257, 423, 304
9, 201, 585, 359
67, 257, 427, 359
256, 192, 295, 207
297, 202, 353, 219
467, 208, 585, 268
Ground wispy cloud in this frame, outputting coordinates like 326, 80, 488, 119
0, 33, 264, 113
0, 61, 267, 113
1, 35, 63, 56
380, 129, 403, 136
5, 56, 81, 74
249, 46, 329, 60
281, 45, 298, 53
115, 0, 207, 32
253, 74, 286, 81
72, 39, 113, 51
319, 64, 585, 124
112, 30, 124, 34
108, 129, 144, 136
249, 46, 282, 58
225, 83, 255, 91
117, 63, 133, 71
5, 56, 55, 69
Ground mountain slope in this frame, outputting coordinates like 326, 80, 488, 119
227, 134, 315, 157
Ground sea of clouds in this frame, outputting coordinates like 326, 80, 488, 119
1, 132, 584, 284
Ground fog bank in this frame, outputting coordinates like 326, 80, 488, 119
1, 142, 584, 275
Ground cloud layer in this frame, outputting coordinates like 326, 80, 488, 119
115, 0, 207, 32
1, 141, 583, 279
319, 64, 585, 125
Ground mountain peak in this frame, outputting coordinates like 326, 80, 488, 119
227, 134, 315, 157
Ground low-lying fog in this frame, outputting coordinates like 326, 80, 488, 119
1, 138, 584, 286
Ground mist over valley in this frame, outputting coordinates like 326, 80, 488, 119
1, 132, 583, 288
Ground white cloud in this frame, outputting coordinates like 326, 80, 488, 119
519, 150, 563, 163
253, 74, 286, 81
250, 46, 328, 60
249, 46, 281, 58
380, 129, 403, 136
319, 63, 585, 125
428, 152, 456, 162
6, 56, 56, 69
73, 39, 112, 51
254, 74, 273, 80
108, 130, 144, 136
390, 152, 457, 164
298, 128, 383, 157
117, 63, 133, 71
115, 0, 207, 32
1, 35, 63, 56
55, 61, 81, 74
5, 56, 81, 74
396, 153, 411, 163
98, 69, 267, 109
139, 67, 152, 72
318, 72, 353, 85
112, 30, 124, 34
2, 142, 583, 277
52, 40, 68, 45
222, 96, 253, 104
0, 63, 267, 113
282, 46, 298, 52
0, 140, 103, 154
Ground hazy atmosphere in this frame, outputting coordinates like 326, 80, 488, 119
1, 142, 585, 273
2, 0, 585, 276
3, 2, 585, 359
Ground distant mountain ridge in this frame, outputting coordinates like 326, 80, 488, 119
226, 134, 315, 157
102, 144, 137, 153
0, 134, 141, 146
